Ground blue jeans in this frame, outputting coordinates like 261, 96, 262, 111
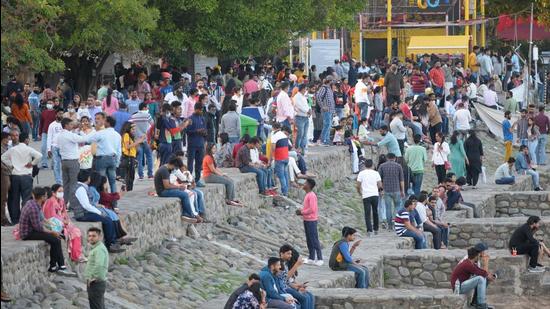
158, 142, 172, 166
358, 102, 369, 120
187, 145, 205, 182
528, 139, 539, 165
523, 169, 540, 188
159, 189, 194, 218
536, 134, 547, 165
240, 166, 266, 193
228, 136, 240, 144
400, 229, 427, 249
52, 147, 62, 184
31, 111, 40, 140
403, 119, 422, 137
95, 155, 117, 193
76, 212, 116, 247
439, 226, 449, 247
295, 116, 309, 153
264, 167, 275, 188
287, 287, 314, 309
137, 142, 153, 178
520, 138, 528, 147
383, 192, 402, 226
40, 133, 49, 167
320, 111, 332, 145
335, 108, 344, 120
191, 188, 205, 215
347, 264, 369, 288
274, 160, 290, 196
459, 276, 487, 305
410, 172, 423, 197
304, 220, 322, 260
495, 176, 515, 185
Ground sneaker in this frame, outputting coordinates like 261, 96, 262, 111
195, 180, 206, 187
57, 269, 77, 277
108, 244, 126, 253
47, 266, 59, 273
138, 177, 144, 180
119, 237, 137, 245
314, 260, 324, 266
148, 175, 154, 179
536, 265, 546, 271
528, 266, 545, 273
302, 258, 314, 265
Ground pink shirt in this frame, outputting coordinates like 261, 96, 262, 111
42, 196, 67, 221
243, 79, 259, 95
301, 192, 318, 221
101, 96, 119, 115
184, 97, 197, 118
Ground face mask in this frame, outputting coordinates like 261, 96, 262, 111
68, 108, 75, 113
46, 104, 53, 110
56, 192, 64, 199
166, 112, 171, 117
259, 76, 265, 80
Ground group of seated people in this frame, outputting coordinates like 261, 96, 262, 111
494, 145, 544, 191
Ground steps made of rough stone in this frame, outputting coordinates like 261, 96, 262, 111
309, 287, 468, 309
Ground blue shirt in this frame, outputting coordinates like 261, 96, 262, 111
502, 119, 513, 142
377, 132, 402, 157
186, 113, 206, 147
125, 98, 142, 115
112, 111, 131, 134
28, 93, 40, 112
89, 128, 121, 163
161, 85, 173, 98
158, 115, 176, 144
338, 241, 353, 263
515, 152, 530, 172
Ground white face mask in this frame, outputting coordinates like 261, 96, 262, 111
56, 192, 64, 199
46, 104, 53, 110
166, 112, 171, 117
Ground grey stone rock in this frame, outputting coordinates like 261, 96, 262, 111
423, 263, 438, 271
419, 272, 435, 281
398, 267, 410, 277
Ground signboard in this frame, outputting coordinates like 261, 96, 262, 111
309, 39, 340, 75
194, 55, 218, 76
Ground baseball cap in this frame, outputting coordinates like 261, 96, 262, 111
474, 242, 488, 252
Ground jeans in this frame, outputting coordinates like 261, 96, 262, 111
362, 196, 379, 232
52, 147, 62, 184
520, 138, 528, 147
495, 176, 515, 184
383, 192, 402, 227
158, 142, 172, 166
75, 212, 116, 247
61, 159, 80, 205
190, 188, 205, 215
320, 111, 332, 145
410, 172, 423, 197
304, 220, 322, 260
287, 287, 314, 309
137, 142, 153, 178
95, 155, 117, 193
535, 134, 547, 165
295, 116, 309, 153
522, 169, 540, 188
400, 229, 427, 249
403, 119, 422, 137
264, 166, 275, 188
423, 222, 442, 249
23, 231, 65, 268
87, 280, 106, 309
378, 197, 386, 223
172, 139, 183, 153
347, 264, 369, 288
187, 145, 205, 182
266, 299, 296, 309
459, 276, 487, 305
240, 166, 267, 193
159, 189, 194, 218
7, 175, 33, 224
274, 160, 290, 196
358, 102, 369, 120
528, 139, 539, 165
40, 133, 49, 167
204, 174, 235, 201
31, 111, 40, 140
335, 108, 344, 120
439, 226, 449, 246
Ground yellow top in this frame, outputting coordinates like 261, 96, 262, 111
122, 133, 137, 157
468, 52, 479, 72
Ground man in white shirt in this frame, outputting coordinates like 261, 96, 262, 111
416, 194, 443, 249
389, 110, 407, 155
354, 74, 371, 120
1, 131, 42, 224
481, 85, 498, 109
46, 110, 64, 184
57, 118, 92, 204
453, 103, 472, 135
356, 159, 382, 236
164, 83, 189, 111
293, 84, 311, 154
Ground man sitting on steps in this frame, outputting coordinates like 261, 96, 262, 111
394, 199, 427, 249
509, 216, 548, 273
328, 227, 370, 289
451, 247, 495, 309
494, 158, 516, 185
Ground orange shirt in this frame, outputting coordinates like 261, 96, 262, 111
11, 103, 32, 123
201, 154, 215, 178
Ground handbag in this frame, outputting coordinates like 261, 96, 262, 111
444, 160, 452, 170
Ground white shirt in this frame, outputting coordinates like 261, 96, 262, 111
164, 91, 188, 105
76, 108, 91, 120
356, 169, 381, 198
293, 92, 310, 117
416, 202, 428, 224
453, 109, 472, 130
390, 117, 407, 140
483, 89, 497, 107
354, 80, 369, 103
467, 83, 477, 99
75, 184, 101, 215
46, 121, 63, 151
57, 129, 90, 160
250, 148, 261, 164
431, 142, 450, 165
232, 95, 244, 114
1, 143, 42, 175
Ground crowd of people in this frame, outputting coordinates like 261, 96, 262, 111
1, 47, 548, 308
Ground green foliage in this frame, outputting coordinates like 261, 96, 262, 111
324, 179, 334, 190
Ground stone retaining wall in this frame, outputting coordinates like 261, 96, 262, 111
448, 217, 550, 249
472, 175, 533, 218
494, 192, 550, 217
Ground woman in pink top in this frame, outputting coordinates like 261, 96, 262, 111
296, 179, 323, 266
101, 88, 119, 115
43, 184, 86, 262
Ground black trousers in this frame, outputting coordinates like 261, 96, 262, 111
23, 231, 64, 268
362, 196, 379, 232
119, 156, 136, 191
88, 280, 106, 309
466, 166, 480, 186
516, 243, 539, 268
7, 175, 33, 224
434, 164, 446, 184
429, 123, 442, 144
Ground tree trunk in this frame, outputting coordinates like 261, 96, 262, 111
63, 53, 110, 96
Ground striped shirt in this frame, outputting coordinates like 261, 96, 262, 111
394, 209, 410, 236
129, 110, 153, 138
271, 131, 289, 161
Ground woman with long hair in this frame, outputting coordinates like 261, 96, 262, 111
448, 131, 468, 178
527, 117, 540, 165
232, 281, 265, 309
101, 88, 119, 115
10, 93, 32, 136
42, 184, 87, 262
464, 130, 484, 188
432, 132, 450, 184
120, 122, 144, 191
202, 143, 243, 206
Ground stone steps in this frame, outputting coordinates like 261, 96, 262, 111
309, 287, 468, 309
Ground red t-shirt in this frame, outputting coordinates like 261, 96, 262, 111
202, 155, 214, 178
